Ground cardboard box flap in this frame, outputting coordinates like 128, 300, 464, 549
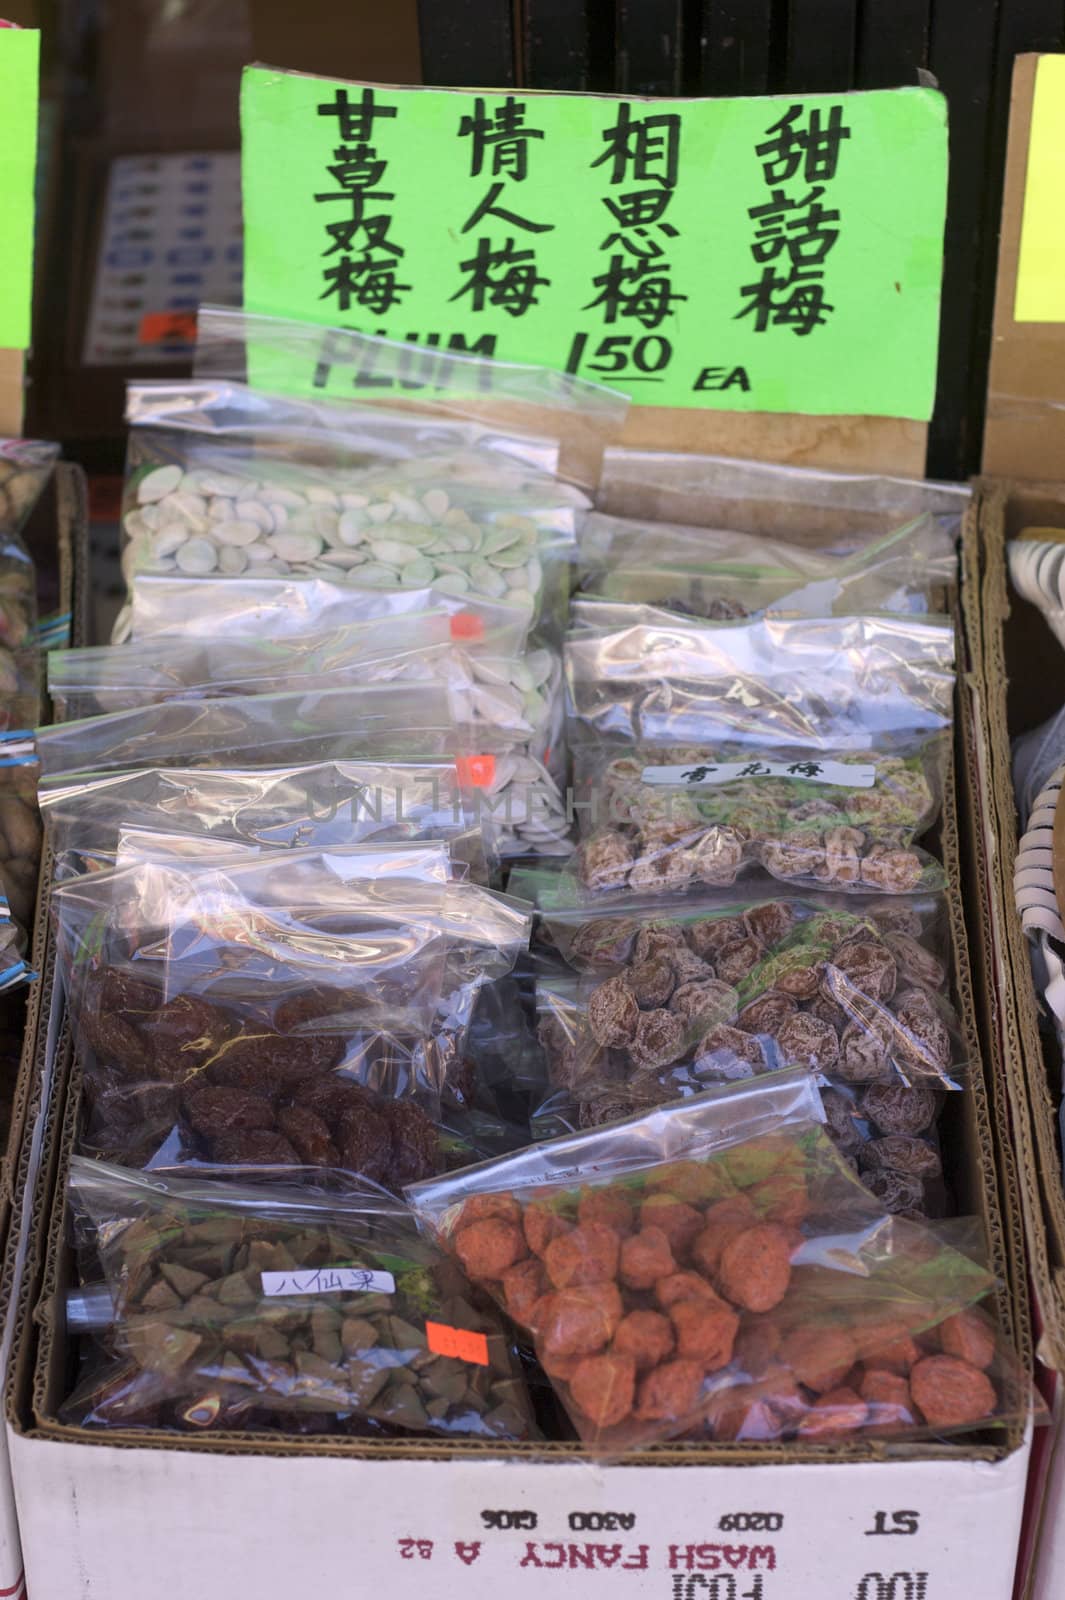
984, 56, 1065, 479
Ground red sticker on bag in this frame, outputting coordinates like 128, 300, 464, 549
139, 311, 197, 345
456, 754, 496, 788
426, 1321, 489, 1366
450, 611, 485, 642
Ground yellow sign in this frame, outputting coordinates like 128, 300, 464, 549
1015, 55, 1065, 321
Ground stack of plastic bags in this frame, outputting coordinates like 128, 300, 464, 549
44, 314, 1035, 1454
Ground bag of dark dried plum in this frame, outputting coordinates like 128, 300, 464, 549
409, 1070, 1017, 1454
64, 1158, 538, 1440
53, 855, 530, 1190
516, 881, 962, 1216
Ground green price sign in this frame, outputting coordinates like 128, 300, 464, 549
241, 70, 947, 420
0, 29, 39, 350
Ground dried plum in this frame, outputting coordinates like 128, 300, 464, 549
276, 1105, 339, 1167
211, 1128, 300, 1166
183, 1085, 276, 1139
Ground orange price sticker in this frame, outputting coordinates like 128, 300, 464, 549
449, 611, 485, 642
425, 1321, 489, 1366
139, 311, 197, 345
455, 754, 496, 789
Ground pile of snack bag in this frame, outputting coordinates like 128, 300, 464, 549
43, 309, 1035, 1452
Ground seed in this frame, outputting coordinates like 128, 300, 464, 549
214, 520, 263, 548
137, 465, 183, 504
196, 471, 248, 498
259, 485, 307, 507
355, 563, 400, 587
400, 556, 435, 586
219, 545, 249, 574
269, 531, 324, 562
371, 539, 422, 566
422, 489, 450, 519
150, 525, 188, 560
338, 509, 368, 546
234, 500, 275, 532
175, 537, 218, 574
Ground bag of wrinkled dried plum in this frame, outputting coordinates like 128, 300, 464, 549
513, 877, 962, 1218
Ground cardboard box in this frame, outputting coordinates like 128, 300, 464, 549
0, 461, 89, 1600
962, 478, 1065, 1600
963, 45, 1065, 1594
1, 499, 1034, 1594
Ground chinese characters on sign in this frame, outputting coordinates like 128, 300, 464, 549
242, 71, 948, 416
737, 103, 851, 337
316, 86, 409, 316
454, 96, 553, 318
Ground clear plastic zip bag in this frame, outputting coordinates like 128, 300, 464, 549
112, 834, 460, 881
117, 571, 534, 647
64, 1159, 538, 1441
34, 682, 457, 778
39, 759, 487, 882
575, 510, 956, 620
564, 607, 957, 749
49, 619, 563, 764
120, 373, 591, 634
193, 303, 628, 494
408, 1070, 998, 1454
519, 885, 964, 1201
565, 731, 949, 898
0, 439, 60, 733
54, 857, 530, 1185
597, 450, 970, 549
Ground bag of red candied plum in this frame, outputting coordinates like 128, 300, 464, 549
690, 1213, 1041, 1446
408, 1069, 1002, 1454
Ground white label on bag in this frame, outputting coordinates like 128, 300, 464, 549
260, 1267, 395, 1297
640, 758, 876, 789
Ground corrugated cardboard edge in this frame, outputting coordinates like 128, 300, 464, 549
974, 478, 1065, 1368
954, 517, 1031, 1371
